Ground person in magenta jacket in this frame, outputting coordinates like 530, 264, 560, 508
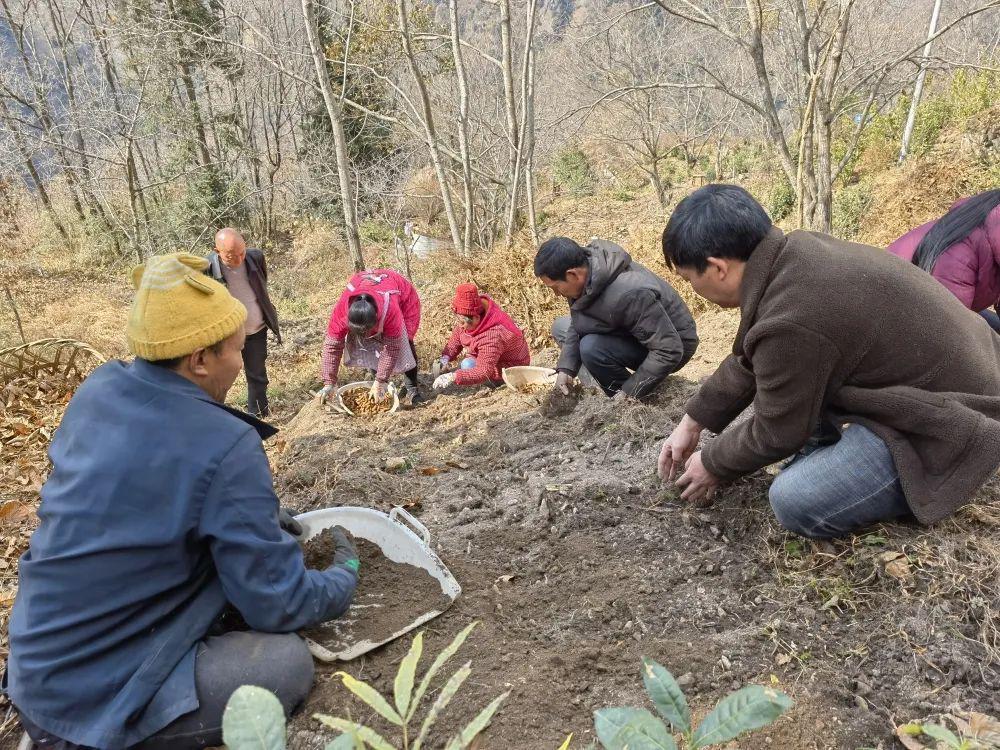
318, 269, 423, 403
887, 189, 1000, 331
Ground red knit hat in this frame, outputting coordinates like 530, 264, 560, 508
452, 283, 481, 317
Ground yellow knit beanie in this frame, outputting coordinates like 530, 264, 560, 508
127, 253, 247, 360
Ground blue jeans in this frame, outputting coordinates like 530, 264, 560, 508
769, 424, 912, 539
981, 308, 1000, 333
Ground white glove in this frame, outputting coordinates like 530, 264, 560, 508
370, 380, 388, 401
316, 384, 335, 403
433, 372, 455, 390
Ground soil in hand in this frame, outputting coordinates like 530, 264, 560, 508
301, 534, 450, 652
539, 382, 584, 417
341, 388, 393, 416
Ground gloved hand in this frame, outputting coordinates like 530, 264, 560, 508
370, 380, 388, 401
612, 389, 630, 402
554, 371, 573, 395
329, 526, 360, 574
316, 383, 335, 403
432, 356, 450, 378
278, 508, 303, 538
433, 372, 455, 390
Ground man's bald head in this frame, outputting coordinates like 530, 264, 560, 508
215, 228, 246, 268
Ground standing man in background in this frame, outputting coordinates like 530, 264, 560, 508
208, 228, 281, 418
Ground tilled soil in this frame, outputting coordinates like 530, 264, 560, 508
275, 356, 1000, 749
301, 534, 450, 654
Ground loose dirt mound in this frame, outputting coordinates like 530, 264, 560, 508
275, 362, 1000, 749
301, 533, 449, 654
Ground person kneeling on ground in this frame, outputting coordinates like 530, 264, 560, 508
318, 269, 423, 405
432, 283, 530, 391
3, 254, 359, 749
658, 184, 1000, 539
534, 236, 698, 399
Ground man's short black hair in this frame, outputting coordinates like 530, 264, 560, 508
534, 237, 589, 280
662, 184, 773, 272
144, 339, 227, 370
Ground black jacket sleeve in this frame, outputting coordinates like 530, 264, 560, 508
619, 289, 685, 398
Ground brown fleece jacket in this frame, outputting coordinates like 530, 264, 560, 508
687, 227, 1000, 524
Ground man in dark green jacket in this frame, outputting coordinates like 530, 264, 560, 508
658, 184, 1000, 538
535, 237, 699, 399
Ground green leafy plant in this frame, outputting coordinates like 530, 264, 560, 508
896, 716, 1000, 750
594, 658, 793, 749
315, 622, 510, 750
222, 685, 289, 750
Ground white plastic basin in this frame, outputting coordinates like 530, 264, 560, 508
294, 506, 460, 661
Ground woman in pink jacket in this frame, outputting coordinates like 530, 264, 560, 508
318, 269, 423, 403
887, 189, 1000, 331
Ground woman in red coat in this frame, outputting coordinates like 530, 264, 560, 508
887, 189, 1000, 332
319, 269, 422, 402
432, 284, 530, 390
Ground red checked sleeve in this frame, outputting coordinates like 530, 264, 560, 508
454, 327, 505, 386
321, 335, 345, 385
441, 327, 464, 360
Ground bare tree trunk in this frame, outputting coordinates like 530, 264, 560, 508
397, 0, 464, 254
179, 63, 213, 167
504, 0, 539, 244
523, 41, 539, 244
899, 0, 943, 162
0, 100, 69, 242
301, 0, 364, 271
499, 0, 520, 244
448, 0, 474, 254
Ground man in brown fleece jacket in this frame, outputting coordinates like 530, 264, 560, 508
658, 184, 1000, 538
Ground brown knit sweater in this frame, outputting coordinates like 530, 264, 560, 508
687, 227, 1000, 524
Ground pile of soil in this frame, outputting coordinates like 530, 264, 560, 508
300, 531, 451, 653
341, 388, 393, 416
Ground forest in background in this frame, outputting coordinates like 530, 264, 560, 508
0, 0, 996, 277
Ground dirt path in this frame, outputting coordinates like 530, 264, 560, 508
275, 351, 1000, 749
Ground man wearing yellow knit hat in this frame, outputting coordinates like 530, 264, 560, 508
5, 254, 359, 749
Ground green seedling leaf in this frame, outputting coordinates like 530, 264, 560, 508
641, 658, 690, 734
394, 631, 424, 719
222, 685, 286, 750
692, 686, 792, 748
314, 716, 393, 750
413, 662, 472, 750
920, 723, 963, 748
862, 534, 888, 546
556, 734, 573, 750
594, 707, 677, 750
408, 622, 478, 721
335, 672, 403, 726
442, 691, 510, 750
323, 732, 363, 750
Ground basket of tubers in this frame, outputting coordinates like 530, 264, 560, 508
335, 381, 400, 416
